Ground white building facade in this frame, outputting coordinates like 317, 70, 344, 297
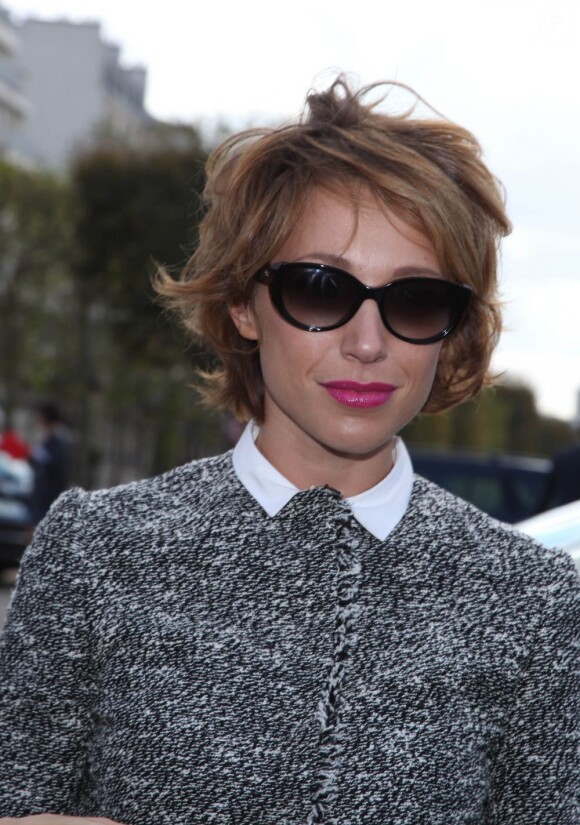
3, 12, 152, 171
0, 5, 29, 163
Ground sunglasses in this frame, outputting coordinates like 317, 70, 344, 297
254, 262, 472, 345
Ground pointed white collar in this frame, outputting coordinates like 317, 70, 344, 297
232, 421, 413, 541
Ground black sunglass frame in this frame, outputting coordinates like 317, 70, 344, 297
254, 262, 473, 345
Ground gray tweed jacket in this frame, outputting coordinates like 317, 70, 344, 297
0, 451, 578, 824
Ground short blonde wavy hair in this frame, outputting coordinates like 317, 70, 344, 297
156, 76, 510, 422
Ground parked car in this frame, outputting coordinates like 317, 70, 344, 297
0, 452, 33, 572
410, 448, 551, 523
516, 499, 580, 573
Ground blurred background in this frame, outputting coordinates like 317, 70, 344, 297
0, 0, 579, 551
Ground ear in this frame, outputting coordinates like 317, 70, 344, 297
229, 301, 260, 342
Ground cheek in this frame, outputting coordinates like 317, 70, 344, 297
257, 323, 337, 403
426, 346, 443, 379
259, 330, 316, 382
426, 350, 443, 390
404, 343, 443, 393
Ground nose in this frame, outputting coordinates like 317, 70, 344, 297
339, 298, 389, 363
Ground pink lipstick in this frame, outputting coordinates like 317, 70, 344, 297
321, 381, 397, 408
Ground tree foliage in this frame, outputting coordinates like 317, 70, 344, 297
402, 382, 575, 457
0, 162, 75, 422
71, 133, 206, 364
68, 131, 223, 478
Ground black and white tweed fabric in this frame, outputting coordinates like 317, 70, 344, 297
0, 451, 578, 824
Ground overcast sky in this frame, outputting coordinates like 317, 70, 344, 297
6, 0, 580, 422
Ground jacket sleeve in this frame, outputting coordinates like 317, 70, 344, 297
0, 488, 96, 816
487, 550, 580, 824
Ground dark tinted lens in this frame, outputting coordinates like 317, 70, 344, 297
383, 279, 455, 340
280, 265, 357, 328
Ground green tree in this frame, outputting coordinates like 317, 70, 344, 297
70, 132, 218, 478
0, 162, 75, 425
402, 382, 574, 457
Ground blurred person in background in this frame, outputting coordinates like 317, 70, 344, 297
0, 411, 33, 528
0, 76, 578, 825
0, 426, 30, 461
28, 402, 72, 530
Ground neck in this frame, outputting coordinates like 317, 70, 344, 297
254, 429, 396, 498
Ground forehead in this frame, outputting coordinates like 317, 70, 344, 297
272, 186, 440, 276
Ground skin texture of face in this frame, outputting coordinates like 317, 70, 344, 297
230, 187, 445, 497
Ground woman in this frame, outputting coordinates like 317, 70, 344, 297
1, 77, 578, 825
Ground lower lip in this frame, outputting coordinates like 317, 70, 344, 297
323, 386, 396, 408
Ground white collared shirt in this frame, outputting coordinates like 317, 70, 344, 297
232, 421, 414, 541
